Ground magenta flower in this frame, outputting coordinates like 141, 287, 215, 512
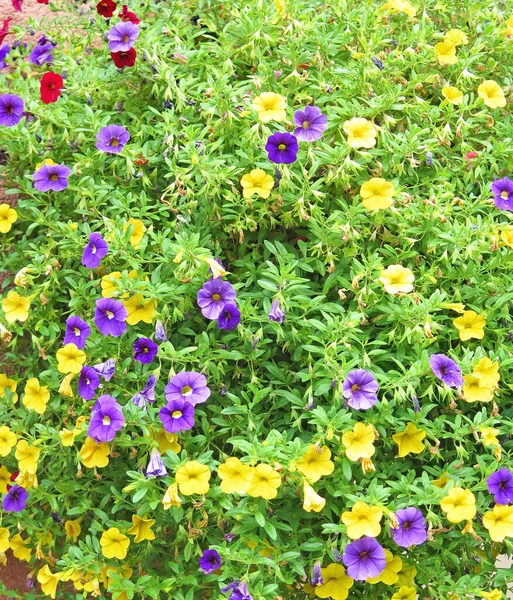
63, 316, 90, 349
146, 449, 167, 477
2, 485, 28, 512
197, 279, 236, 319
133, 337, 158, 364
342, 536, 386, 580
391, 507, 428, 548
81, 233, 108, 269
217, 303, 240, 330
88, 394, 124, 442
96, 124, 130, 154
165, 371, 211, 406
491, 177, 513, 211
94, 298, 127, 337
78, 366, 100, 400
487, 468, 513, 505
268, 299, 285, 323
293, 105, 328, 142
159, 398, 195, 433
0, 93, 24, 127
33, 163, 70, 192
199, 548, 221, 574
429, 354, 463, 388
107, 21, 140, 52
265, 132, 299, 164
342, 369, 379, 410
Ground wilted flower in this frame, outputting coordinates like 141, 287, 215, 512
146, 449, 168, 477
268, 299, 285, 323
155, 320, 167, 342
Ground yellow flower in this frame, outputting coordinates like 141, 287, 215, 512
443, 302, 466, 313
15, 440, 40, 474
10, 533, 31, 561
0, 425, 17, 457
480, 590, 502, 600
58, 373, 75, 398
175, 461, 211, 495
480, 427, 500, 447
14, 267, 31, 287
201, 256, 227, 278
252, 92, 287, 123
302, 481, 326, 513
462, 375, 494, 403
100, 527, 130, 559
482, 504, 513, 542
0, 204, 17, 233
367, 549, 402, 585
101, 272, 123, 298
472, 357, 500, 387
343, 117, 377, 149
396, 564, 417, 587
15, 470, 38, 489
123, 294, 157, 325
79, 437, 110, 469
0, 527, 9, 553
442, 86, 463, 105
392, 587, 417, 600
59, 428, 78, 447
0, 322, 12, 343
218, 457, 254, 494
440, 487, 476, 523
341, 502, 382, 539
0, 465, 12, 493
500, 228, 513, 247
360, 178, 395, 210
155, 430, 181, 454
36, 158, 57, 170
434, 40, 457, 65
0, 374, 17, 403
65, 519, 82, 541
342, 422, 376, 461
505, 16, 513, 37
56, 343, 86, 374
125, 218, 145, 248
162, 482, 182, 509
37, 565, 62, 599
445, 29, 468, 46
240, 169, 275, 199
382, 0, 416, 17
478, 81, 506, 109
453, 310, 486, 341
296, 445, 334, 482
316, 563, 354, 600
379, 264, 414, 294
247, 463, 281, 499
22, 378, 50, 414
1, 290, 30, 323
127, 515, 155, 543
392, 423, 426, 457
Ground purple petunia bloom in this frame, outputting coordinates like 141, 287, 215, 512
487, 468, 513, 505
146, 449, 167, 478
217, 303, 241, 330
0, 93, 24, 127
159, 398, 195, 433
92, 358, 116, 381
265, 132, 299, 164
96, 124, 130, 154
33, 163, 70, 192
391, 507, 428, 548
491, 177, 513, 211
0, 44, 10, 69
94, 298, 128, 337
199, 548, 221, 574
221, 581, 253, 600
108, 21, 140, 52
293, 105, 328, 142
343, 369, 379, 410
155, 320, 167, 342
165, 371, 211, 406
429, 354, 464, 388
133, 337, 158, 364
131, 374, 157, 408
2, 485, 28, 512
197, 279, 237, 320
64, 316, 90, 349
81, 233, 109, 269
78, 366, 100, 400
310, 562, 324, 586
343, 537, 386, 581
29, 43, 54, 65
268, 299, 285, 323
88, 394, 124, 443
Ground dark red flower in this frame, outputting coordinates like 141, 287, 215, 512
111, 47, 136, 68
7, 470, 19, 490
96, 0, 116, 17
0, 18, 12, 45
11, 0, 23, 11
119, 5, 140, 25
40, 72, 63, 104
37, 0, 50, 4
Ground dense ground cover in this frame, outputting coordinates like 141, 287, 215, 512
1, 0, 513, 598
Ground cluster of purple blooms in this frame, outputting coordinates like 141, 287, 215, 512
159, 371, 211, 434
197, 268, 241, 330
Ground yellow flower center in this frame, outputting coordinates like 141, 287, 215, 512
50, 174, 59, 181
111, 138, 119, 147
172, 410, 183, 418
123, 35, 130, 42
212, 293, 221, 301
106, 310, 114, 319
501, 190, 509, 199
74, 328, 81, 336
278, 144, 286, 150
102, 416, 111, 426
351, 383, 360, 392
181, 385, 192, 396
302, 121, 310, 129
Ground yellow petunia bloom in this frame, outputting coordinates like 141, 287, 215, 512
162, 482, 182, 509
0, 204, 17, 233
462, 375, 494, 403
0, 374, 17, 403
445, 29, 468, 46
65, 519, 82, 541
478, 81, 506, 109
240, 169, 275, 199
0, 465, 12, 493
302, 480, 326, 513
123, 294, 157, 325
500, 228, 513, 247
392, 423, 426, 457
342, 422, 376, 461
434, 40, 457, 65
480, 590, 502, 600
10, 533, 31, 561
15, 470, 38, 490
316, 563, 354, 600
15, 440, 40, 474
482, 504, 513, 542
58, 373, 75, 398
100, 527, 130, 559
360, 178, 395, 210
37, 565, 62, 599
442, 86, 463, 105
127, 515, 155, 543
79, 437, 110, 469
0, 425, 17, 456
396, 564, 417, 587
59, 428, 78, 447
201, 256, 227, 279
453, 310, 486, 341
175, 461, 211, 495
382, 0, 416, 18
440, 487, 476, 523
480, 427, 500, 447
0, 527, 9, 553
218, 457, 254, 494
101, 270, 138, 298
125, 218, 145, 248
342, 502, 382, 539
22, 378, 50, 414
154, 429, 181, 454
1, 290, 30, 323
343, 117, 377, 149
367, 549, 402, 585
379, 264, 414, 294
56, 344, 86, 374
472, 357, 500, 388
247, 463, 281, 500
296, 445, 334, 482
505, 15, 513, 36
252, 92, 287, 123
14, 267, 31, 287
392, 587, 417, 600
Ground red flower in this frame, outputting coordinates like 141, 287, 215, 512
119, 4, 140, 25
0, 18, 12, 45
465, 151, 478, 160
37, 0, 50, 3
11, 0, 23, 11
96, 0, 116, 17
40, 72, 64, 104
111, 47, 136, 68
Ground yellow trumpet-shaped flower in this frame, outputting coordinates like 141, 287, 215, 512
342, 422, 376, 461
478, 80, 506, 109
252, 92, 287, 123
343, 117, 377, 149
302, 481, 326, 513
360, 178, 395, 210
392, 423, 426, 457
0, 425, 17, 457
341, 502, 382, 539
367, 549, 402, 585
124, 218, 145, 248
127, 515, 155, 543
315, 563, 354, 600
462, 375, 494, 403
37, 565, 62, 599
175, 461, 211, 495
56, 344, 86, 374
247, 463, 281, 500
0, 204, 17, 233
442, 86, 463, 105
482, 504, 513, 542
79, 437, 110, 469
15, 440, 40, 474
453, 310, 486, 341
296, 445, 334, 482
100, 527, 130, 559
218, 457, 254, 494
240, 169, 275, 199
440, 487, 476, 523
379, 264, 414, 294
2, 290, 30, 323
434, 40, 457, 65
162, 482, 182, 509
22, 378, 50, 414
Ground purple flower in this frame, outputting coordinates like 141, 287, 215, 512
94, 298, 127, 337
310, 562, 324, 586
133, 337, 158, 364
81, 233, 108, 269
222, 582, 253, 600
217, 303, 241, 330
0, 93, 24, 127
429, 354, 464, 388
224, 532, 236, 542
2, 485, 28, 512
265, 132, 299, 164
33, 163, 70, 192
342, 369, 379, 410
197, 279, 237, 320
268, 299, 285, 323
63, 316, 90, 349
165, 371, 211, 406
342, 537, 386, 581
92, 358, 116, 381
146, 449, 167, 477
88, 394, 124, 442
0, 44, 10, 69
159, 398, 195, 433
78, 366, 100, 400
108, 21, 140, 52
199, 548, 221, 574
391, 507, 428, 548
293, 105, 328, 142
96, 124, 130, 154
29, 43, 53, 65
491, 177, 513, 211
131, 374, 157, 408
155, 320, 167, 342
487, 468, 513, 505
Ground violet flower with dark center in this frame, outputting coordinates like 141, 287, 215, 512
96, 124, 130, 154
64, 315, 90, 349
217, 303, 241, 330
94, 298, 127, 337
88, 394, 124, 442
429, 353, 464, 388
342, 369, 379, 410
33, 163, 70, 192
197, 278, 236, 320
133, 337, 158, 364
165, 371, 211, 406
78, 366, 100, 400
265, 132, 299, 164
159, 398, 195, 433
0, 93, 24, 127
487, 468, 513, 505
391, 507, 428, 548
146, 449, 167, 477
29, 43, 54, 65
199, 548, 221, 574
293, 105, 328, 142
491, 177, 513, 211
342, 536, 386, 581
2, 484, 28, 512
92, 358, 116, 381
81, 233, 108, 269
310, 562, 324, 586
268, 299, 285, 323
108, 21, 140, 52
